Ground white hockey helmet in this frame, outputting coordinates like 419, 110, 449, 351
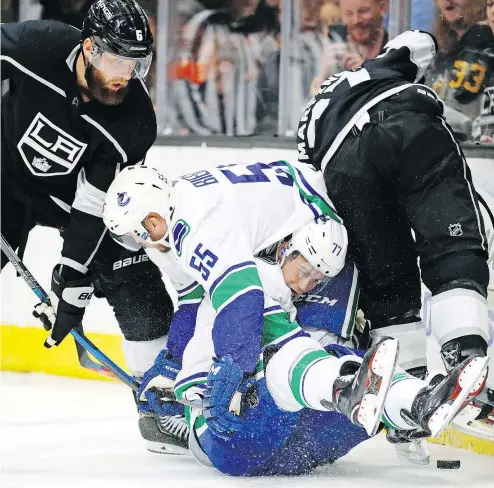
288, 216, 348, 278
103, 165, 174, 244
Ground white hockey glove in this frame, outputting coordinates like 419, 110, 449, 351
33, 295, 58, 331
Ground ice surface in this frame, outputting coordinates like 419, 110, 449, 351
1, 372, 492, 488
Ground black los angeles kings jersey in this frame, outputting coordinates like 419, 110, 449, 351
297, 30, 443, 173
1, 20, 157, 275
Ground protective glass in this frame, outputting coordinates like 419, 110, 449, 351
90, 44, 152, 79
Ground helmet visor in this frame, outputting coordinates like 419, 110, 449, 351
296, 261, 326, 283
90, 43, 152, 79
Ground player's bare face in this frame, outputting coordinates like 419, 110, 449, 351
340, 0, 384, 45
282, 255, 325, 296
87, 65, 130, 106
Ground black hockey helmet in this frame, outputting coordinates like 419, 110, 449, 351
82, 0, 153, 77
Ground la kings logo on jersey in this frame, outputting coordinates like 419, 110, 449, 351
17, 113, 87, 176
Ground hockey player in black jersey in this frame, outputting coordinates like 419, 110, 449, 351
1, 0, 180, 452
297, 30, 492, 441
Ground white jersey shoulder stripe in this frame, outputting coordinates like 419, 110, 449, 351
65, 45, 80, 72
138, 77, 150, 97
379, 31, 436, 82
1, 55, 66, 97
84, 229, 108, 268
80, 114, 128, 163
59, 257, 89, 274
50, 196, 71, 213
72, 168, 106, 217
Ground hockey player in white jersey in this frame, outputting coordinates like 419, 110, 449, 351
103, 164, 488, 473
126, 211, 487, 473
103, 162, 401, 439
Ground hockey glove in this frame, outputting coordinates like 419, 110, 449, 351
137, 350, 182, 415
202, 355, 255, 440
34, 266, 94, 348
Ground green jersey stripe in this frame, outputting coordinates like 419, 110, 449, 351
178, 284, 205, 303
211, 266, 262, 311
282, 161, 342, 223
290, 350, 330, 408
175, 377, 207, 401
261, 311, 301, 348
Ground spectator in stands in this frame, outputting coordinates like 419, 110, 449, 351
472, 0, 494, 142
312, 0, 388, 93
167, 0, 277, 136
488, 0, 494, 29
320, 0, 342, 27
433, 0, 485, 51
256, 0, 330, 134
425, 0, 493, 138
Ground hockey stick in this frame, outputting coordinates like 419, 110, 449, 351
73, 322, 117, 377
0, 233, 139, 392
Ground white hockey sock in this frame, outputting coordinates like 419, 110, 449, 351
289, 351, 352, 410
431, 288, 489, 347
266, 336, 344, 411
122, 335, 168, 378
382, 368, 425, 430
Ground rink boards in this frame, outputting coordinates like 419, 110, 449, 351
1, 143, 494, 457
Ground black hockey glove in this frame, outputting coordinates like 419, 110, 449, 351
33, 266, 94, 348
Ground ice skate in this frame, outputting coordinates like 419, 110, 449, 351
138, 410, 190, 455
322, 337, 399, 436
403, 355, 489, 438
386, 428, 431, 465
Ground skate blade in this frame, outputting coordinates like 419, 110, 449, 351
358, 338, 399, 437
394, 440, 430, 465
145, 439, 190, 455
428, 356, 489, 438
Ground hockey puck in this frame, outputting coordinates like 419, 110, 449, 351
437, 460, 461, 469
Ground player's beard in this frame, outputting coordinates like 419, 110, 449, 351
83, 64, 130, 106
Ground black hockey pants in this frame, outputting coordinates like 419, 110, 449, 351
323, 101, 489, 328
1, 165, 174, 341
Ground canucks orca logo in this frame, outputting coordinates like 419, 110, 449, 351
117, 192, 131, 207
173, 219, 190, 256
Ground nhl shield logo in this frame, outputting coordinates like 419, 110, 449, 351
448, 223, 463, 237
